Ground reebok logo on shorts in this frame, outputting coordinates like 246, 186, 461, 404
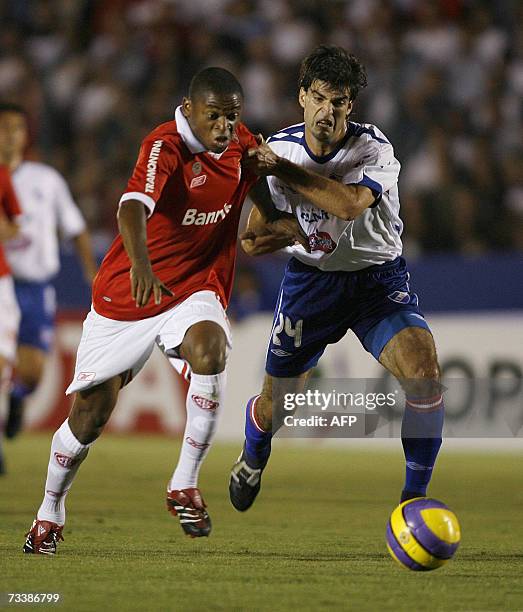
77, 372, 96, 381
191, 394, 219, 411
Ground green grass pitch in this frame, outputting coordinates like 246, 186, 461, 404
1, 434, 522, 611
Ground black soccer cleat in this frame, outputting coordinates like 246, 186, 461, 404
166, 488, 212, 538
23, 519, 64, 555
229, 447, 264, 512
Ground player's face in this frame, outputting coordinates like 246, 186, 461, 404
0, 111, 28, 159
299, 80, 353, 145
183, 93, 243, 154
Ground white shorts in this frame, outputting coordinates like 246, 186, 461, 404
0, 275, 21, 363
67, 290, 232, 395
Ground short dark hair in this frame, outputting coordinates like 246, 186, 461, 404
189, 67, 244, 101
0, 102, 27, 117
299, 45, 367, 101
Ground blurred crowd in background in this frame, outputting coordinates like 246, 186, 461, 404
0, 0, 522, 264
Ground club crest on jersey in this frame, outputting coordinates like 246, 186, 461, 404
182, 202, 232, 226
309, 231, 335, 253
145, 139, 163, 193
387, 290, 411, 304
192, 161, 202, 175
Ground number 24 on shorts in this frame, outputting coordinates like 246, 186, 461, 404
272, 314, 303, 348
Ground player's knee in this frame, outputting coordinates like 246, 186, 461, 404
191, 350, 226, 374
401, 358, 441, 398
73, 400, 112, 429
409, 359, 440, 382
17, 358, 45, 388
17, 369, 42, 389
180, 322, 227, 375
186, 339, 226, 374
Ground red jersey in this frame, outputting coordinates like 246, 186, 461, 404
93, 107, 258, 320
0, 165, 22, 277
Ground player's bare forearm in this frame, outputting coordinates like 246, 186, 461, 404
273, 158, 374, 220
245, 145, 375, 220
247, 179, 279, 222
117, 200, 173, 306
117, 201, 151, 267
240, 205, 309, 256
241, 233, 296, 257
72, 230, 97, 283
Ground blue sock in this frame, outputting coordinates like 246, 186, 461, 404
11, 380, 34, 401
401, 394, 444, 499
244, 395, 272, 469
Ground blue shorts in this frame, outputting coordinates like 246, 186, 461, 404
265, 257, 430, 377
14, 281, 56, 352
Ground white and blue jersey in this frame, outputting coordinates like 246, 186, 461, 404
5, 161, 86, 282
267, 121, 402, 271
4, 161, 86, 351
264, 121, 430, 377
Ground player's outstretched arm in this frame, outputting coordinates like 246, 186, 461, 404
240, 205, 309, 257
117, 200, 173, 307
245, 144, 374, 221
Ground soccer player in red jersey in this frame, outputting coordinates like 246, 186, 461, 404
23, 67, 302, 553
0, 165, 21, 473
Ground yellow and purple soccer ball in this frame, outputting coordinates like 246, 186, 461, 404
386, 497, 461, 571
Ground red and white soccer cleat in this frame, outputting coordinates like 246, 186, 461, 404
166, 488, 212, 538
23, 519, 64, 555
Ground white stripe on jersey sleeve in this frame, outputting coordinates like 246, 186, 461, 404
119, 192, 156, 218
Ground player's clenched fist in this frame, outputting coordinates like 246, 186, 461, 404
130, 261, 173, 307
244, 143, 280, 176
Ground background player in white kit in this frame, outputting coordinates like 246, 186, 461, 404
229, 46, 445, 512
0, 104, 97, 439
0, 164, 22, 474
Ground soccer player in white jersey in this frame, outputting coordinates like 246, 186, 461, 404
229, 45, 445, 512
0, 104, 97, 440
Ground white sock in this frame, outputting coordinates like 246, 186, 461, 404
37, 419, 91, 525
169, 371, 226, 490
